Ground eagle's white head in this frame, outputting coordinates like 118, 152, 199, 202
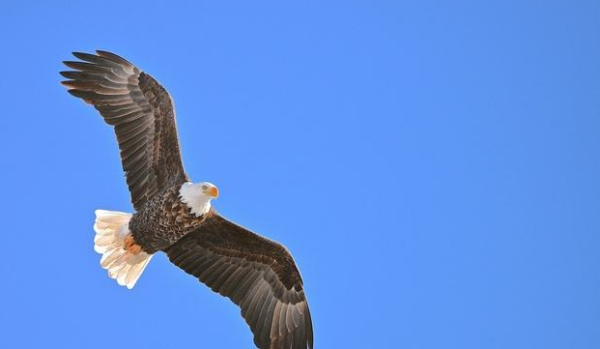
179, 182, 219, 217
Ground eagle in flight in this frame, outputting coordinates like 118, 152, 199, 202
61, 51, 313, 349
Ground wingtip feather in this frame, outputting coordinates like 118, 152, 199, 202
60, 80, 75, 88
95, 50, 134, 67
72, 51, 91, 59
67, 89, 93, 104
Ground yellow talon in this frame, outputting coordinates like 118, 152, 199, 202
123, 234, 142, 254
124, 235, 135, 250
128, 244, 142, 255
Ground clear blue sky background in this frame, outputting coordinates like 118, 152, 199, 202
1, 1, 599, 348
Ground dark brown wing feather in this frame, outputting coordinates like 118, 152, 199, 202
61, 51, 187, 210
165, 212, 314, 349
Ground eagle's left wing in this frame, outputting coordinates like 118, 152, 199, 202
165, 212, 314, 349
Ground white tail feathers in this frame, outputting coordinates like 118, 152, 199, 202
93, 210, 153, 289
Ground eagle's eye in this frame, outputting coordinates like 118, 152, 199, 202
201, 185, 208, 191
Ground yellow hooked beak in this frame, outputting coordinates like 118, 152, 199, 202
207, 186, 219, 198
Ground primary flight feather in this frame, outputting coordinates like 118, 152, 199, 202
61, 50, 313, 349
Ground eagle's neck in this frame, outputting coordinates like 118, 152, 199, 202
179, 182, 212, 217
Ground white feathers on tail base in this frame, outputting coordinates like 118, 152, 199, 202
93, 210, 153, 289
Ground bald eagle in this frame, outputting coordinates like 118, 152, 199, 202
61, 51, 313, 349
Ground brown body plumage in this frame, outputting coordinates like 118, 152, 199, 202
129, 178, 202, 253
61, 50, 313, 349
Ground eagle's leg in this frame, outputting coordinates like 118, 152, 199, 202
124, 234, 143, 255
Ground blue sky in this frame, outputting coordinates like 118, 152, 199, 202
1, 1, 599, 348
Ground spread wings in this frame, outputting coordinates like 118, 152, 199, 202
165, 212, 314, 349
61, 51, 187, 210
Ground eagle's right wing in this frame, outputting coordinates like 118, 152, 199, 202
61, 51, 187, 210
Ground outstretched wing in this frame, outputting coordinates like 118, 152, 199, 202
165, 212, 314, 349
61, 51, 187, 210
